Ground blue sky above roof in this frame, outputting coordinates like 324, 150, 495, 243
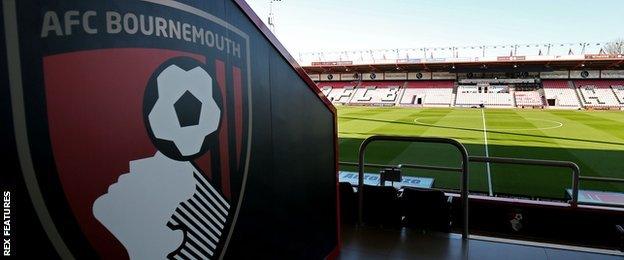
246, 0, 623, 54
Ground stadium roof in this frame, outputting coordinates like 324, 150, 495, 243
303, 55, 624, 73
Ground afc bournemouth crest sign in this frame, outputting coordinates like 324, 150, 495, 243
5, 1, 252, 258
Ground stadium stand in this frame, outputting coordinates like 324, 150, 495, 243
613, 85, 624, 105
542, 80, 581, 108
514, 91, 544, 107
318, 81, 358, 104
321, 86, 332, 96
577, 86, 620, 107
399, 81, 454, 107
316, 79, 624, 110
574, 80, 624, 108
455, 85, 513, 107
350, 81, 403, 106
305, 55, 624, 257
573, 80, 624, 88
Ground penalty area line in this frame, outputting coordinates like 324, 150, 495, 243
481, 109, 493, 196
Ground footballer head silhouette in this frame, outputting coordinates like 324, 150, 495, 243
93, 57, 229, 260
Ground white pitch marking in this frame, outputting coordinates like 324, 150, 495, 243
481, 109, 493, 197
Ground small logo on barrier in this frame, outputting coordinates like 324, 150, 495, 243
510, 213, 524, 232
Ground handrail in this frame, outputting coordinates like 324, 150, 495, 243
343, 157, 622, 208
468, 156, 580, 207
338, 161, 463, 173
339, 162, 394, 169
357, 135, 470, 239
579, 176, 624, 184
399, 163, 463, 173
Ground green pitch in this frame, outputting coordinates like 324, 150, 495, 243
337, 106, 624, 199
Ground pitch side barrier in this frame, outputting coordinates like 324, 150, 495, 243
577, 176, 624, 208
579, 175, 624, 192
339, 161, 461, 194
356, 135, 470, 239
351, 136, 583, 239
344, 157, 624, 208
348, 141, 624, 249
465, 157, 624, 250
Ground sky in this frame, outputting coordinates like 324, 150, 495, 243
245, 0, 623, 55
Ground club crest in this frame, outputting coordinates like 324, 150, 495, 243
7, 2, 252, 259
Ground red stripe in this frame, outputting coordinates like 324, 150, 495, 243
194, 151, 212, 180
233, 67, 243, 166
326, 245, 340, 260
333, 112, 341, 258
215, 59, 231, 199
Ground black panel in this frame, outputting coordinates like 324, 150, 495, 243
223, 0, 337, 258
268, 49, 337, 258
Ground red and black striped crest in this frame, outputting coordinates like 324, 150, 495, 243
8, 2, 252, 258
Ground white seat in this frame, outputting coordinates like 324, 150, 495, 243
577, 85, 622, 107
515, 91, 543, 106
350, 86, 400, 104
400, 88, 453, 106
543, 88, 580, 107
612, 86, 624, 104
455, 86, 513, 107
325, 86, 355, 103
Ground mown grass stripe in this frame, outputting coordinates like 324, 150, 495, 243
337, 107, 624, 198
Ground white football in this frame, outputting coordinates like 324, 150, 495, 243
148, 64, 220, 157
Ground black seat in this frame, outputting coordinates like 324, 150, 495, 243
362, 184, 401, 227
401, 187, 451, 232
339, 182, 357, 224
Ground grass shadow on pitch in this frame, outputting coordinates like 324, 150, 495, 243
338, 137, 624, 199
339, 116, 624, 147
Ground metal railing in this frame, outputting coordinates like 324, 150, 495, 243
579, 176, 624, 184
339, 161, 394, 169
356, 135, 470, 239
578, 176, 624, 207
345, 135, 623, 240
399, 163, 463, 173
469, 156, 581, 207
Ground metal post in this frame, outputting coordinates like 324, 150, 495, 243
571, 165, 579, 207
